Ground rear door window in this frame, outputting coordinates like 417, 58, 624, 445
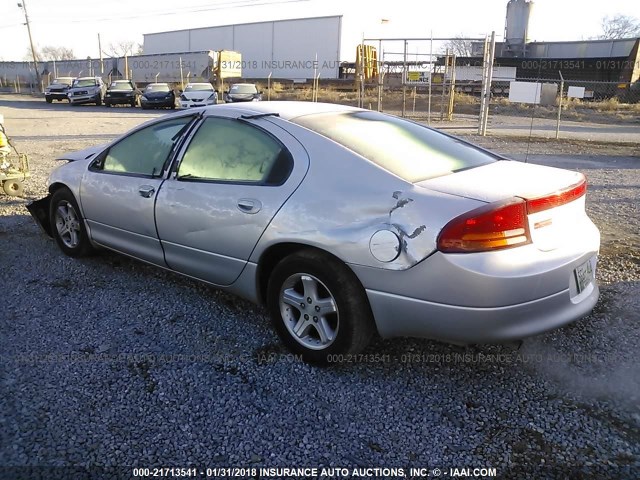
177, 117, 291, 185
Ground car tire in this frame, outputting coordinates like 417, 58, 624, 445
95, 94, 102, 106
105, 102, 111, 107
266, 249, 375, 363
3, 179, 24, 196
50, 188, 94, 258
45, 97, 52, 104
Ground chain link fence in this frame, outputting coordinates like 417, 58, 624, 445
486, 78, 640, 141
360, 75, 640, 139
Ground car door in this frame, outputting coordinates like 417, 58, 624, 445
155, 114, 309, 286
80, 114, 195, 265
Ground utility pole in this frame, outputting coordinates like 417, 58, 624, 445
98, 33, 104, 74
555, 70, 565, 139
17, 0, 41, 91
478, 31, 496, 136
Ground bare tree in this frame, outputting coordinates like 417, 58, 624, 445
25, 45, 75, 61
24, 46, 40, 62
41, 46, 75, 61
440, 37, 474, 57
598, 14, 640, 39
105, 41, 138, 57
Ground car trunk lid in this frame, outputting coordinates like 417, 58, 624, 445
418, 160, 589, 251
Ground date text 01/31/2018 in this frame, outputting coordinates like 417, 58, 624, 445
131, 467, 498, 478
519, 59, 640, 70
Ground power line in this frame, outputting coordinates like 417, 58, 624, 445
24, 0, 311, 25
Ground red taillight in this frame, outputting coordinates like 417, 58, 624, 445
438, 199, 531, 253
525, 177, 586, 214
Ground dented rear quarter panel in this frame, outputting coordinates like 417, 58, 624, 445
251, 120, 485, 271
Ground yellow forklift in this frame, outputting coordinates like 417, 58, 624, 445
0, 114, 29, 196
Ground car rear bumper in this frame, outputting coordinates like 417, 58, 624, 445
367, 277, 599, 343
352, 217, 600, 342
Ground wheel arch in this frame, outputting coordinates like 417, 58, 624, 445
256, 242, 369, 306
48, 182, 94, 243
49, 181, 69, 195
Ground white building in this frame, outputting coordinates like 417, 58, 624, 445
143, 16, 343, 80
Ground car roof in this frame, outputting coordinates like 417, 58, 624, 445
147, 83, 169, 86
231, 83, 257, 87
202, 101, 362, 121
186, 82, 213, 86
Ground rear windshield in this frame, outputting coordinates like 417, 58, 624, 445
111, 81, 134, 90
292, 111, 497, 182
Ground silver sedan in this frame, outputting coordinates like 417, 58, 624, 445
28, 102, 600, 363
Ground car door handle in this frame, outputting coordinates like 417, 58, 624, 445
139, 185, 156, 198
237, 199, 262, 214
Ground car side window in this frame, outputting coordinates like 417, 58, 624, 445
101, 116, 193, 175
177, 117, 290, 184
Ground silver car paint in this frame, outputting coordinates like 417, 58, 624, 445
249, 117, 485, 271
419, 159, 584, 202
56, 144, 107, 162
367, 277, 599, 342
41, 102, 600, 343
80, 171, 166, 266
48, 158, 90, 208
155, 116, 311, 286
352, 229, 600, 308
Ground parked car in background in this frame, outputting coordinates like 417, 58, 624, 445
224, 83, 262, 103
140, 83, 176, 109
105, 80, 140, 107
45, 77, 75, 103
67, 77, 107, 106
27, 102, 600, 363
179, 82, 217, 108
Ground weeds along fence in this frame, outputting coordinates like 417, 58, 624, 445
485, 78, 640, 139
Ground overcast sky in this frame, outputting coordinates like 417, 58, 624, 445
1, 0, 638, 61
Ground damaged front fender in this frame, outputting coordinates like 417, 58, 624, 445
26, 194, 53, 237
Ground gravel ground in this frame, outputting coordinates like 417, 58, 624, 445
0, 95, 639, 479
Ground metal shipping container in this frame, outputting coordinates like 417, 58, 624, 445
143, 16, 343, 80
